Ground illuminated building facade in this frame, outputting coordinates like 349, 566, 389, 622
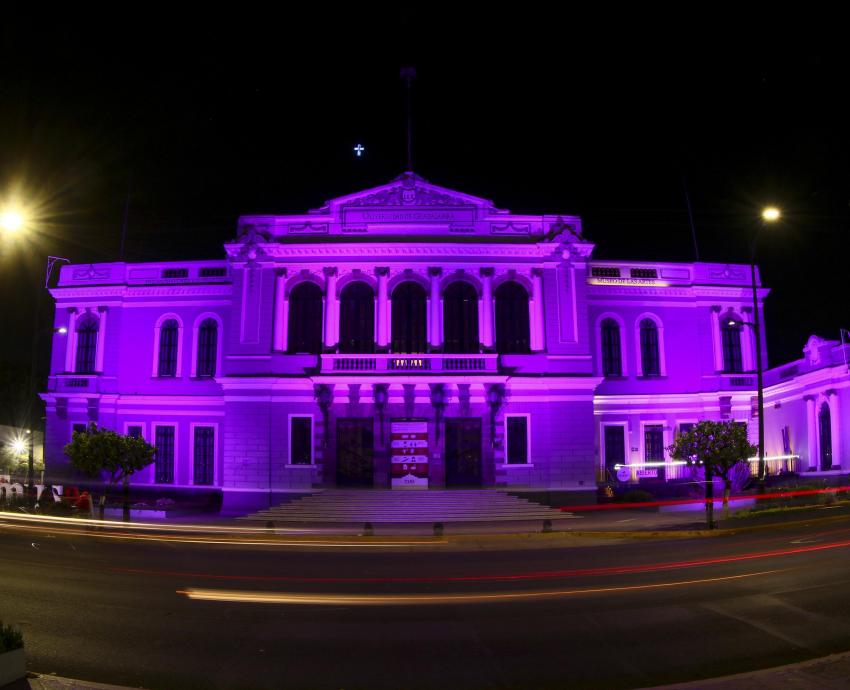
40, 173, 841, 507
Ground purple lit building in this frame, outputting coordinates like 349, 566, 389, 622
40, 174, 845, 508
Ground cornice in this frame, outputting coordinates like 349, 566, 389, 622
50, 285, 233, 300
225, 242, 563, 261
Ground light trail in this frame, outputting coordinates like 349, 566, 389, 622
177, 570, 783, 606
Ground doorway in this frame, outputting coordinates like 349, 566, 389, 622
336, 418, 374, 486
445, 418, 482, 486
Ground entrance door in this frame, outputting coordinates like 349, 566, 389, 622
643, 424, 666, 482
336, 418, 374, 486
604, 425, 626, 481
445, 418, 482, 486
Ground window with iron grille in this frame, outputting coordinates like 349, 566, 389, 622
162, 268, 188, 279
158, 320, 179, 377
630, 268, 658, 279
155, 426, 175, 484
196, 319, 218, 377
75, 316, 99, 374
601, 318, 622, 376
193, 426, 215, 485
591, 267, 621, 278
199, 267, 227, 278
721, 321, 743, 373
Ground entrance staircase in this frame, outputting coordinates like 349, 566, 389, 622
240, 489, 572, 524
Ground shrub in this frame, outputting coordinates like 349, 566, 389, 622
0, 622, 23, 652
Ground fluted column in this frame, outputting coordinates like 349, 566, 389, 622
530, 268, 545, 352
428, 267, 442, 350
323, 267, 338, 351
95, 307, 108, 373
273, 268, 288, 351
480, 268, 494, 350
805, 394, 817, 470
376, 267, 390, 350
829, 390, 841, 468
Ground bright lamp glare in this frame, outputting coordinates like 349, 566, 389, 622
10, 438, 26, 455
761, 207, 781, 222
0, 210, 24, 233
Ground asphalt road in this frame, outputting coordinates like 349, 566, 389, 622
4, 516, 850, 690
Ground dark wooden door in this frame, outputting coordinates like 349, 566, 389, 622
445, 418, 482, 486
336, 418, 374, 486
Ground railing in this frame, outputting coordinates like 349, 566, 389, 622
49, 375, 101, 393
322, 353, 498, 374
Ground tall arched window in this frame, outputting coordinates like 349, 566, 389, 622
391, 282, 427, 353
158, 319, 179, 377
601, 318, 622, 377
196, 318, 218, 377
819, 402, 833, 471
287, 282, 323, 354
495, 281, 530, 354
443, 282, 479, 354
721, 320, 743, 373
75, 315, 99, 374
339, 282, 375, 354
639, 318, 660, 377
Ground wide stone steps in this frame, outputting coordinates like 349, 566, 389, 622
240, 490, 571, 524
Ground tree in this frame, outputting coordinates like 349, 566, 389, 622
668, 420, 758, 528
63, 424, 155, 521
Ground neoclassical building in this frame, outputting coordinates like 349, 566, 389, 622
40, 173, 846, 507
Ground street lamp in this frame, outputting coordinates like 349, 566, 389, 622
737, 206, 781, 491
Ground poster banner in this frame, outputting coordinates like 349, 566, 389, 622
390, 418, 429, 489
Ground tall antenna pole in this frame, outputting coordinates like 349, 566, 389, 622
682, 174, 700, 262
400, 66, 416, 172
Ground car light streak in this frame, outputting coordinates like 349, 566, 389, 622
177, 570, 782, 606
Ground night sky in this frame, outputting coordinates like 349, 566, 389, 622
1, 13, 847, 372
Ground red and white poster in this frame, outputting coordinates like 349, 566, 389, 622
390, 419, 429, 489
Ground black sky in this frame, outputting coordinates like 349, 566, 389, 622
1, 11, 848, 370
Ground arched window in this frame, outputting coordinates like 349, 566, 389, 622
721, 320, 743, 373
339, 282, 375, 354
287, 282, 323, 354
639, 318, 660, 377
158, 319, 179, 377
495, 281, 530, 354
196, 318, 218, 377
391, 282, 427, 353
819, 402, 833, 471
75, 315, 99, 374
601, 318, 622, 377
443, 282, 479, 354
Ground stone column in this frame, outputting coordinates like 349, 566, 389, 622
428, 267, 442, 350
530, 268, 545, 352
710, 306, 723, 371
65, 308, 78, 373
376, 267, 390, 350
95, 307, 108, 373
273, 269, 288, 352
741, 307, 755, 372
480, 268, 494, 350
805, 394, 817, 470
323, 268, 338, 351
828, 390, 841, 469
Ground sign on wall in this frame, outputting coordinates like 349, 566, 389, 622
390, 419, 429, 490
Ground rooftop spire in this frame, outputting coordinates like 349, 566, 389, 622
400, 66, 416, 173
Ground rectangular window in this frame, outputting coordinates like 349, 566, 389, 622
591, 266, 621, 278
678, 422, 695, 436
155, 426, 175, 484
630, 268, 658, 279
505, 416, 529, 465
199, 267, 227, 278
72, 423, 88, 440
644, 424, 666, 481
781, 425, 791, 455
193, 427, 215, 485
290, 417, 313, 465
162, 268, 189, 279
127, 425, 143, 439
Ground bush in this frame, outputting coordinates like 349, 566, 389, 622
0, 622, 23, 653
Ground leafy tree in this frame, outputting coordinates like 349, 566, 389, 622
668, 420, 758, 528
63, 424, 155, 521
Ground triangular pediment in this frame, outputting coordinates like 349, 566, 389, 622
322, 172, 498, 212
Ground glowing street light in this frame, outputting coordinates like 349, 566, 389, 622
10, 438, 27, 456
761, 206, 781, 223
0, 208, 25, 234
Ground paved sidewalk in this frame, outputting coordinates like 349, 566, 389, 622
4, 674, 142, 690
648, 650, 850, 689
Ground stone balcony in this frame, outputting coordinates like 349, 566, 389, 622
320, 353, 499, 374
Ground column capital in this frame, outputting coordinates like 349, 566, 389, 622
97, 306, 108, 313
710, 305, 723, 313
375, 267, 390, 277
480, 267, 495, 278
275, 267, 287, 277
428, 267, 442, 277
803, 394, 816, 402
323, 267, 338, 278
66, 307, 78, 314
826, 388, 838, 397
531, 267, 544, 278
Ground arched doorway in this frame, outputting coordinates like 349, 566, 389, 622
391, 282, 427, 353
339, 282, 375, 354
819, 402, 833, 471
443, 281, 479, 354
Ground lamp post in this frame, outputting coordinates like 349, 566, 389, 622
730, 206, 780, 491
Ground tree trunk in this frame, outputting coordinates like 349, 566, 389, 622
705, 464, 715, 530
722, 479, 732, 519
122, 477, 131, 522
